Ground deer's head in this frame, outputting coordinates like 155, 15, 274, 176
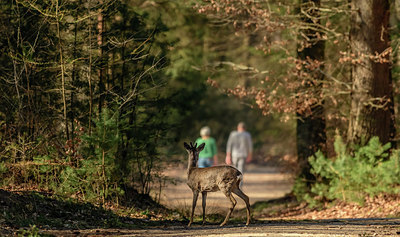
184, 142, 205, 168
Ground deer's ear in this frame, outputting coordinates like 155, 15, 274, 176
197, 143, 205, 152
184, 142, 191, 150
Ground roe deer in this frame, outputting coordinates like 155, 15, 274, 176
184, 142, 251, 227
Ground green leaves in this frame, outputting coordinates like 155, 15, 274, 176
299, 136, 399, 204
59, 108, 122, 205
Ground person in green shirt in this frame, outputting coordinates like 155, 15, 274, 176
195, 126, 218, 168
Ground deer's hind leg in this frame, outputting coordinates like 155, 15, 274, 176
220, 191, 237, 227
232, 187, 251, 226
201, 192, 207, 225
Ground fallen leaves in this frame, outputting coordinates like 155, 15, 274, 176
260, 194, 400, 220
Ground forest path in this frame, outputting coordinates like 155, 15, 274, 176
101, 218, 400, 236
38, 164, 400, 236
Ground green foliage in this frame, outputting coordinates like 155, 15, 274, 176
295, 136, 400, 205
18, 225, 40, 237
31, 155, 62, 191
58, 109, 123, 205
0, 0, 180, 206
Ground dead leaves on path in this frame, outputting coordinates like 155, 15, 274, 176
261, 194, 400, 220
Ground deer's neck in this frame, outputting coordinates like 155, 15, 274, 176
187, 167, 196, 177
187, 154, 197, 176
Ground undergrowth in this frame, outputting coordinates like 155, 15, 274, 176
0, 188, 185, 236
294, 136, 400, 206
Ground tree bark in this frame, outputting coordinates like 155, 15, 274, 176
71, 6, 78, 141
87, 0, 93, 135
97, 3, 105, 114
56, 0, 70, 140
347, 0, 395, 145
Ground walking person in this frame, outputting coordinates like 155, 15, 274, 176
225, 122, 253, 175
195, 126, 218, 168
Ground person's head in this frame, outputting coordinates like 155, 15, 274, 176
200, 126, 211, 138
237, 122, 246, 132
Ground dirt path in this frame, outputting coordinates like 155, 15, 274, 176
36, 164, 400, 236
157, 164, 293, 214
43, 218, 400, 236
126, 219, 400, 236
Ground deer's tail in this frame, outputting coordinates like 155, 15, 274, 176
236, 170, 243, 188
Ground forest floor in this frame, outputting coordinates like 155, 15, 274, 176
2, 164, 400, 236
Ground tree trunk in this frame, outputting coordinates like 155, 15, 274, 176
97, 4, 105, 114
87, 0, 93, 135
71, 8, 78, 136
296, 0, 326, 181
347, 0, 394, 145
56, 0, 70, 140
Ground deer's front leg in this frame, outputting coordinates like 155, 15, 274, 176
201, 192, 207, 225
188, 190, 199, 227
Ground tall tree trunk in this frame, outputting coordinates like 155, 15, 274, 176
56, 0, 69, 140
70, 1, 80, 165
87, 0, 93, 135
393, 0, 400, 146
296, 0, 326, 182
97, 3, 105, 114
71, 7, 78, 137
347, 0, 394, 145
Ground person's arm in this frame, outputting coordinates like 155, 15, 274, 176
226, 152, 232, 165
226, 133, 232, 165
246, 133, 253, 163
246, 152, 252, 163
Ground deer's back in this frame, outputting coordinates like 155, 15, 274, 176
187, 165, 242, 192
